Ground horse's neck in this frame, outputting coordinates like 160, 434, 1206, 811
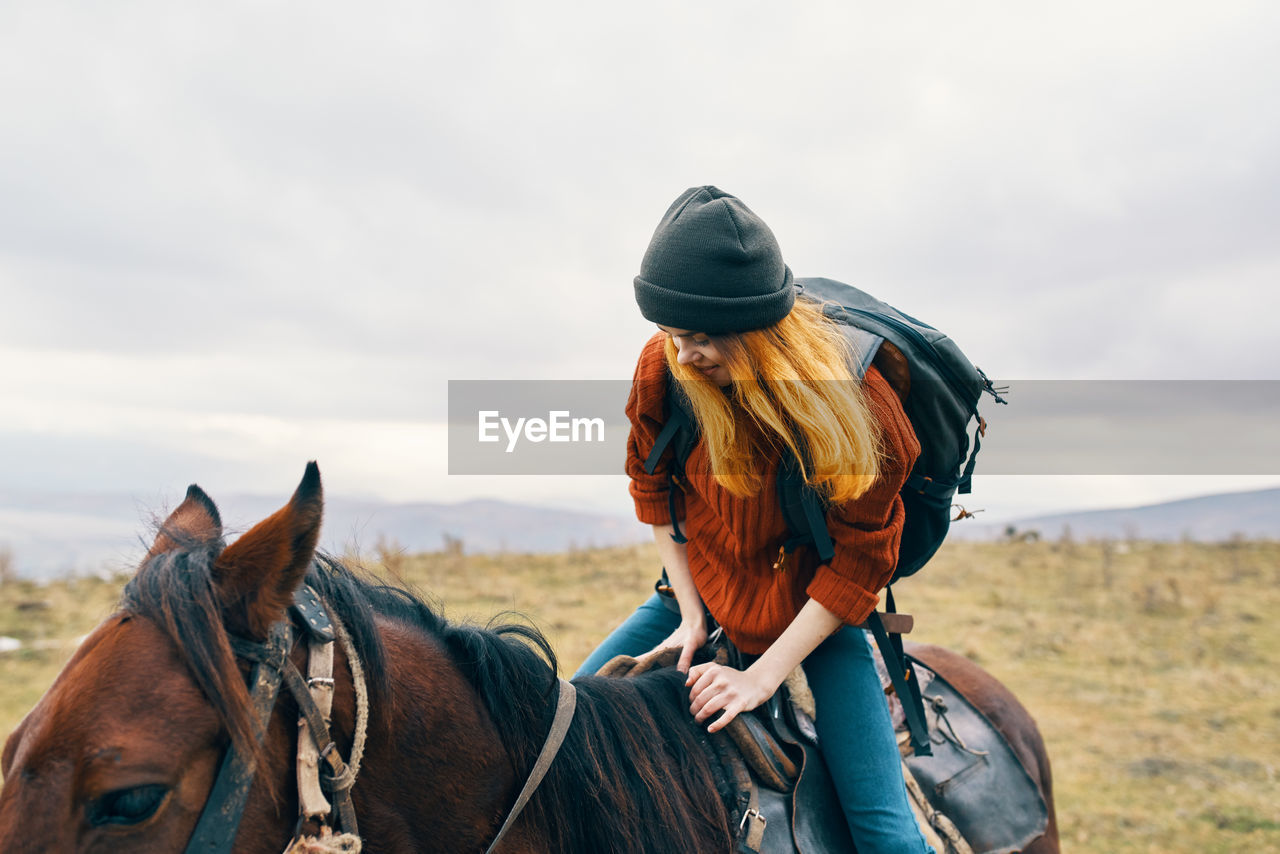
340, 622, 522, 852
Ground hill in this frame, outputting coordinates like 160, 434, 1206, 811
952, 487, 1280, 542
0, 490, 648, 581
5, 485, 1279, 582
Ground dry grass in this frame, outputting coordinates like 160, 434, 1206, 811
0, 574, 127, 752
2, 538, 1278, 852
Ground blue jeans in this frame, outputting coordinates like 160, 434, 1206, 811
575, 594, 933, 854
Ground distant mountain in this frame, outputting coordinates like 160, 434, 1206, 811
949, 487, 1280, 542
5, 486, 1278, 581
0, 491, 649, 582
309, 496, 648, 555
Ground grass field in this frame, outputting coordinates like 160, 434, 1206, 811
2, 536, 1277, 852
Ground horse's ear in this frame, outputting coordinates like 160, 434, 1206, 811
213, 462, 323, 638
147, 485, 223, 560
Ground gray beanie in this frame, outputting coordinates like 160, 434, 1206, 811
633, 186, 795, 334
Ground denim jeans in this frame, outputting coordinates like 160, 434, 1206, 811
575, 594, 933, 854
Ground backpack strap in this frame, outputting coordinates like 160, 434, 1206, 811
866, 589, 932, 757
643, 405, 687, 476
904, 419, 983, 501
775, 452, 836, 566
643, 375, 696, 544
957, 422, 982, 496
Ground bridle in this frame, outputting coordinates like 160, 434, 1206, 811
182, 585, 577, 854
184, 585, 364, 854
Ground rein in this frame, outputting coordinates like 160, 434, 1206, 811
484, 677, 577, 854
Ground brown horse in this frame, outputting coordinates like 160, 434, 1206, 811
0, 464, 1057, 853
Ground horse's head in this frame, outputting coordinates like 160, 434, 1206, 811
0, 463, 324, 853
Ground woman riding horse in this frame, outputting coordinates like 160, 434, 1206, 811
576, 185, 934, 853
0, 464, 1057, 851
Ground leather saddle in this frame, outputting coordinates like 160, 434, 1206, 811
599, 646, 853, 854
600, 636, 1049, 854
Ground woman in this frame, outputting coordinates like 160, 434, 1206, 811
576, 186, 933, 853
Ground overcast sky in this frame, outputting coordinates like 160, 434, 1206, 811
2, 1, 1278, 524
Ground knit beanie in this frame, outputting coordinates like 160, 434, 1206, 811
633, 186, 795, 334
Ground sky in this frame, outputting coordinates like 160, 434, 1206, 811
2, 0, 1279, 526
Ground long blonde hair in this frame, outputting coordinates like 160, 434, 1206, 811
665, 299, 883, 503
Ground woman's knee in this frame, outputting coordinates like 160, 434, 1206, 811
805, 629, 884, 710
573, 594, 680, 676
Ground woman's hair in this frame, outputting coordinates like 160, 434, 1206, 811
664, 298, 883, 503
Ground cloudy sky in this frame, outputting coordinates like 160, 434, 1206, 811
2, 1, 1278, 525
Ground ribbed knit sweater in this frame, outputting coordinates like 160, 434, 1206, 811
626, 332, 921, 655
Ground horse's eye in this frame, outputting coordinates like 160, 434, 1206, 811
87, 784, 169, 827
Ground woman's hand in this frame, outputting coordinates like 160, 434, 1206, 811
648, 618, 708, 674
685, 599, 844, 733
647, 523, 706, 673
685, 662, 780, 733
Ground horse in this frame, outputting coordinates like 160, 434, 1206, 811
0, 464, 1058, 853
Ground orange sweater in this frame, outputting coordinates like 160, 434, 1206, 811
626, 332, 921, 655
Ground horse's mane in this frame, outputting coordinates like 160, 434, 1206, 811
122, 545, 734, 853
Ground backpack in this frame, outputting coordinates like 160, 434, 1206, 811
643, 275, 1008, 580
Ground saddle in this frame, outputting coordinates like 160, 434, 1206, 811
599, 646, 850, 854
600, 631, 1048, 854
892, 652, 1050, 854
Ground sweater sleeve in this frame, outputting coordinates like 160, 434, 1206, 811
625, 333, 687, 525
805, 365, 921, 626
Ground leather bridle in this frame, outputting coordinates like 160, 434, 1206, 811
184, 585, 361, 854
181, 585, 577, 854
